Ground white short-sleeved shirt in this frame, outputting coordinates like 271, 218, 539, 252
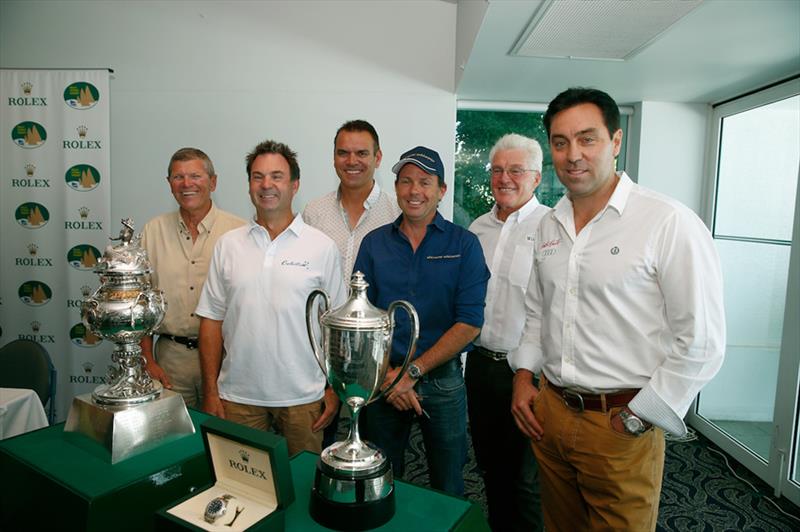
469, 196, 550, 353
196, 215, 346, 407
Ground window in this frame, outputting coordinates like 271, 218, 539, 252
454, 108, 628, 228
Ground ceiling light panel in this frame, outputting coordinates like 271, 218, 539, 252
511, 0, 704, 61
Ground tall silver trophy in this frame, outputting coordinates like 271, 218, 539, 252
64, 218, 194, 463
306, 271, 419, 531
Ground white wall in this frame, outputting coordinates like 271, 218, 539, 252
628, 101, 710, 215
0, 0, 458, 225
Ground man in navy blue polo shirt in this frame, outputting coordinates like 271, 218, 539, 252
353, 146, 490, 496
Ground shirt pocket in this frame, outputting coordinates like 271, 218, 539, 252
509, 243, 535, 287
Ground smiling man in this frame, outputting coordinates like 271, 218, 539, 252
467, 134, 550, 531
196, 140, 345, 456
353, 146, 489, 496
140, 147, 245, 408
510, 88, 725, 531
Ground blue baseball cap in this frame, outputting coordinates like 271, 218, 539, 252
391, 146, 445, 184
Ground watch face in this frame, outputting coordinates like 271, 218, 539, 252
622, 413, 645, 434
408, 364, 421, 379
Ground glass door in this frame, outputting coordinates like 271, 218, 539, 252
688, 78, 800, 505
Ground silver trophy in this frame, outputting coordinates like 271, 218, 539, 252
306, 271, 419, 531
65, 218, 194, 463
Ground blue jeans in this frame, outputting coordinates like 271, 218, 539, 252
361, 358, 468, 496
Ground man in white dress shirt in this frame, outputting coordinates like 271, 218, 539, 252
197, 140, 346, 456
509, 87, 725, 531
467, 134, 549, 531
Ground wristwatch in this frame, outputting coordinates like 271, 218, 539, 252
618, 409, 647, 436
204, 494, 235, 523
407, 363, 423, 380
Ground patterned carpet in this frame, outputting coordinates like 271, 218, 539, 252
382, 421, 800, 531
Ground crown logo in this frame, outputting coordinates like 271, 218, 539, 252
77, 125, 88, 138
25, 163, 35, 177
82, 361, 94, 373
79, 206, 90, 219
239, 450, 250, 463
81, 285, 92, 297
31, 321, 41, 333
21, 82, 32, 95
27, 243, 38, 256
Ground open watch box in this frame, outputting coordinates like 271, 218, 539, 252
156, 416, 295, 532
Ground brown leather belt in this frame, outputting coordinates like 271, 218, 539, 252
161, 334, 198, 350
547, 380, 639, 413
472, 345, 507, 361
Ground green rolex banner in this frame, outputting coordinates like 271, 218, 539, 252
1, 69, 112, 423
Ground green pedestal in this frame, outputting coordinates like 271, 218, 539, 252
0, 409, 212, 532
287, 452, 489, 531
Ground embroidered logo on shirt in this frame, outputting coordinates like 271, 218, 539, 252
281, 259, 310, 269
526, 234, 536, 243
426, 254, 461, 260
610, 246, 620, 255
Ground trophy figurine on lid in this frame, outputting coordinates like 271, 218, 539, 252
306, 271, 419, 531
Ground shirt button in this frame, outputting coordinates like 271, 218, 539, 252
190, 286, 194, 291
186, 237, 190, 241
569, 288, 577, 296
191, 260, 196, 265
190, 313, 195, 317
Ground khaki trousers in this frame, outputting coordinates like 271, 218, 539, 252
154, 336, 202, 408
221, 398, 324, 457
532, 379, 665, 532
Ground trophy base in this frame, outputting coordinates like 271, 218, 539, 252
63, 389, 195, 464
309, 458, 395, 531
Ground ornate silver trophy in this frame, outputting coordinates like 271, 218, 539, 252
65, 218, 194, 463
306, 271, 419, 531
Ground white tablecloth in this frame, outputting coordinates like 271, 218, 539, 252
0, 387, 49, 440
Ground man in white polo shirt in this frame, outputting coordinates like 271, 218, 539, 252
467, 133, 549, 532
197, 140, 346, 455
510, 88, 725, 531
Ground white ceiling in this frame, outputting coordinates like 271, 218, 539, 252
456, 0, 800, 105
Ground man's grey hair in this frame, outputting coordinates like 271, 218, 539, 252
488, 133, 543, 173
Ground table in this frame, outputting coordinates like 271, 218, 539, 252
286, 452, 489, 531
0, 387, 48, 440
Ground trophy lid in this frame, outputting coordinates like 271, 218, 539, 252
319, 272, 390, 330
95, 218, 152, 275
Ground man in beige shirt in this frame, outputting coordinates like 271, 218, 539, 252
140, 147, 245, 408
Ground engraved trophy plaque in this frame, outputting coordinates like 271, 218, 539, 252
306, 271, 419, 531
64, 218, 194, 463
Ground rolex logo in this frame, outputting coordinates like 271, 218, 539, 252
25, 163, 35, 177
239, 450, 250, 463
77, 125, 88, 138
31, 321, 41, 333
79, 206, 90, 219
27, 243, 38, 256
21, 82, 33, 95
82, 361, 94, 373
81, 285, 91, 297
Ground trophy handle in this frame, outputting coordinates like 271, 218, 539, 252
375, 300, 419, 401
306, 289, 330, 378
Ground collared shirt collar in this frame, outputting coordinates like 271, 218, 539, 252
336, 180, 382, 210
248, 213, 304, 238
553, 171, 632, 222
491, 194, 542, 224
391, 211, 446, 232
178, 202, 218, 235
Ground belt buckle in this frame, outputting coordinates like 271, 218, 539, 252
562, 389, 584, 412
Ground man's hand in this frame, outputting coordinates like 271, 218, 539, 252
511, 369, 543, 440
383, 366, 423, 415
312, 388, 340, 432
202, 394, 226, 419
144, 359, 172, 389
386, 389, 423, 415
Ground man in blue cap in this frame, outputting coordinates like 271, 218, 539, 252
353, 146, 490, 496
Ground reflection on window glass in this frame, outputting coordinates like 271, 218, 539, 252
715, 95, 800, 241
454, 109, 627, 228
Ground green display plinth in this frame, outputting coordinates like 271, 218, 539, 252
287, 452, 489, 531
0, 409, 211, 532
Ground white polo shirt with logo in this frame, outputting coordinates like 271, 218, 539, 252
196, 215, 346, 407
